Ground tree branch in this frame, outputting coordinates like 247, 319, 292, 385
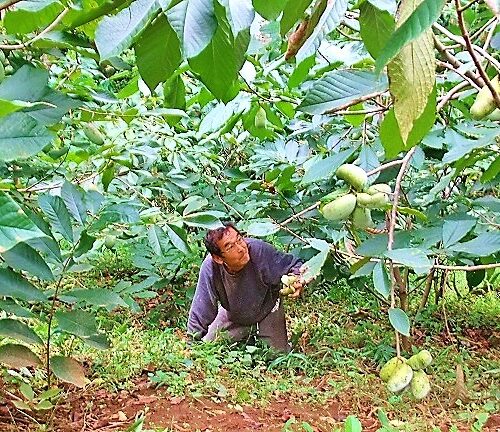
324, 91, 386, 114
281, 202, 320, 226
0, 0, 23, 11
367, 159, 404, 177
436, 60, 481, 91
437, 81, 470, 111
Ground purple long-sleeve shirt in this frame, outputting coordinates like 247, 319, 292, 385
187, 238, 302, 339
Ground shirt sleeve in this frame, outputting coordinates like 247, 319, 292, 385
251, 239, 303, 287
187, 257, 219, 340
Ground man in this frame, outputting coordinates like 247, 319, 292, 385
187, 222, 305, 352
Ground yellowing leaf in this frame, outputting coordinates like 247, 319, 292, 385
387, 0, 435, 145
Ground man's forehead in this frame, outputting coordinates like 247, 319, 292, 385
221, 227, 238, 241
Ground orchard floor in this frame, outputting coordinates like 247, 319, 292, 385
1, 377, 499, 432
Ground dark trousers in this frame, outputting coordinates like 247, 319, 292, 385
202, 299, 290, 352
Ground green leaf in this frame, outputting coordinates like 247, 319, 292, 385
246, 221, 280, 237
384, 248, 432, 275
0, 192, 46, 253
280, 0, 313, 36
165, 223, 191, 254
0, 268, 47, 302
298, 70, 388, 114
473, 196, 500, 213
0, 99, 49, 118
442, 215, 476, 248
482, 156, 500, 183
2, 242, 54, 281
386, 0, 436, 145
301, 148, 356, 184
359, 2, 395, 59
50, 355, 86, 388
0, 113, 55, 162
252, 0, 287, 20
38, 194, 74, 243
450, 232, 500, 257
64, 0, 131, 29
181, 196, 209, 216
442, 129, 496, 164
0, 319, 43, 345
296, 0, 349, 63
0, 65, 47, 101
101, 163, 115, 192
61, 181, 87, 225
375, 0, 446, 73
389, 307, 410, 336
4, 0, 63, 34
396, 206, 428, 221
344, 415, 363, 432
183, 212, 222, 229
302, 239, 330, 283
74, 231, 96, 258
81, 333, 111, 350
95, 0, 160, 60
65, 288, 128, 309
147, 225, 170, 255
135, 13, 182, 92
55, 310, 98, 338
0, 299, 35, 318
164, 75, 186, 110
372, 261, 390, 299
0, 344, 42, 368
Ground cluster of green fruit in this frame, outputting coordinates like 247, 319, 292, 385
280, 274, 298, 296
380, 350, 433, 400
0, 50, 14, 80
320, 164, 392, 229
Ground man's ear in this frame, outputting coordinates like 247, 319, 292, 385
211, 254, 224, 265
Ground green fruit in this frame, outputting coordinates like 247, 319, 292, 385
336, 164, 368, 191
407, 350, 432, 370
410, 370, 431, 400
351, 207, 374, 229
254, 107, 267, 129
486, 108, 500, 121
356, 192, 388, 209
82, 123, 105, 145
104, 235, 116, 249
367, 183, 392, 195
103, 65, 116, 77
280, 286, 295, 295
470, 75, 500, 120
356, 193, 375, 208
281, 274, 297, 286
380, 357, 406, 382
321, 193, 357, 221
387, 363, 413, 393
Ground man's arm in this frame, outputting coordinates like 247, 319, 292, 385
187, 258, 218, 340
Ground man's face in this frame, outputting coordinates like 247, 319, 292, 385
214, 227, 250, 271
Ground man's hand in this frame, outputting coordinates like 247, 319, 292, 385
280, 272, 306, 298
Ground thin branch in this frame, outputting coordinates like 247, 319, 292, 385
0, 0, 23, 11
332, 108, 388, 116
458, 0, 481, 12
433, 22, 500, 73
281, 201, 320, 225
0, 8, 69, 50
437, 60, 482, 91
437, 81, 470, 111
324, 91, 386, 114
434, 262, 500, 271
367, 159, 404, 177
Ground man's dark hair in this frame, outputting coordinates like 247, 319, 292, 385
204, 221, 241, 256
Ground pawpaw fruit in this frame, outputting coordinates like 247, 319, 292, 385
280, 286, 295, 296
254, 107, 267, 129
356, 192, 388, 209
367, 183, 392, 195
321, 193, 357, 221
380, 357, 406, 382
470, 75, 500, 120
486, 108, 500, 121
410, 370, 431, 399
83, 123, 105, 145
104, 235, 116, 249
336, 164, 368, 191
355, 193, 375, 208
407, 350, 432, 370
351, 207, 374, 229
281, 274, 297, 286
387, 363, 413, 393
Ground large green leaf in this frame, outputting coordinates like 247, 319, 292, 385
246, 221, 280, 237
0, 99, 48, 118
0, 319, 43, 345
64, 0, 131, 29
301, 148, 355, 185
65, 288, 128, 309
252, 0, 287, 20
0, 299, 35, 318
0, 269, 47, 302
95, 0, 160, 60
0, 344, 42, 368
147, 225, 170, 255
298, 70, 388, 114
81, 333, 111, 350
359, 2, 395, 59
442, 215, 476, 248
61, 181, 87, 225
0, 65, 47, 101
296, 0, 348, 63
2, 242, 54, 281
388, 307, 410, 336
372, 261, 390, 299
386, 0, 436, 144
442, 129, 497, 164
135, 13, 182, 92
280, 0, 313, 36
4, 0, 63, 34
0, 192, 46, 253
0, 113, 55, 162
55, 310, 98, 337
384, 248, 432, 275
167, 0, 217, 59
450, 232, 500, 257
302, 239, 330, 283
165, 223, 191, 254
38, 194, 74, 243
50, 355, 86, 388
375, 0, 446, 73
